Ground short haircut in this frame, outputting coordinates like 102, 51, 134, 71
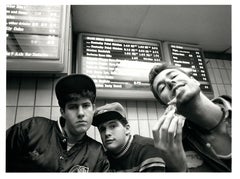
58, 89, 95, 109
149, 62, 190, 105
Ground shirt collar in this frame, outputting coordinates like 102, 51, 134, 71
57, 117, 67, 137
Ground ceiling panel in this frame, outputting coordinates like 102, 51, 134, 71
71, 5, 231, 53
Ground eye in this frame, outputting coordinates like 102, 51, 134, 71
67, 104, 78, 110
158, 83, 166, 92
109, 124, 116, 129
170, 73, 178, 79
82, 102, 91, 109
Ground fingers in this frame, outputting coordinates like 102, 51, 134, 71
160, 109, 175, 142
152, 107, 174, 144
167, 116, 179, 144
175, 115, 185, 143
152, 115, 165, 144
152, 105, 185, 146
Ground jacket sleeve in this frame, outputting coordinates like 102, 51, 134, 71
137, 145, 165, 172
6, 118, 32, 171
94, 147, 110, 172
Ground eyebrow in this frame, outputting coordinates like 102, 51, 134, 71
99, 120, 117, 129
107, 120, 118, 125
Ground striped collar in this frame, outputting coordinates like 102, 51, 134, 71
57, 117, 67, 137
110, 135, 133, 159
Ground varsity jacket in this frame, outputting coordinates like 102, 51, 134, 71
183, 95, 232, 172
6, 117, 110, 172
106, 135, 165, 172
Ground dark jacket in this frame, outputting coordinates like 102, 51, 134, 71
6, 117, 110, 172
183, 95, 232, 172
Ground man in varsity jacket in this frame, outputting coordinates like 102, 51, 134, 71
93, 102, 179, 172
6, 74, 110, 172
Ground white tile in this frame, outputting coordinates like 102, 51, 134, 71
209, 59, 218, 68
207, 67, 216, 83
18, 78, 36, 106
224, 85, 232, 96
211, 84, 219, 98
6, 77, 20, 106
217, 84, 227, 96
146, 101, 158, 120
128, 120, 139, 135
219, 69, 230, 84
126, 101, 138, 120
223, 60, 231, 69
51, 107, 61, 121
34, 107, 51, 118
139, 120, 150, 137
15, 107, 34, 124
216, 60, 225, 69
137, 101, 148, 119
6, 107, 16, 129
213, 68, 223, 84
35, 78, 53, 106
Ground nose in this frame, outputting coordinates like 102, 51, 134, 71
105, 128, 112, 137
77, 106, 84, 118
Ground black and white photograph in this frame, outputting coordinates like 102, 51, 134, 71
1, 0, 238, 177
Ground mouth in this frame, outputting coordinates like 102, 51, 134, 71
105, 139, 115, 144
172, 83, 185, 97
76, 121, 88, 125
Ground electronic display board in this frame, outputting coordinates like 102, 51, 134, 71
163, 42, 214, 98
77, 33, 163, 99
7, 5, 71, 73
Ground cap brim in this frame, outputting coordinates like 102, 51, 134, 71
92, 111, 123, 127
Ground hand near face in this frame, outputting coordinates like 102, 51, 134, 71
152, 105, 187, 172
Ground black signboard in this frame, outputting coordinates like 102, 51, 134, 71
77, 33, 163, 99
6, 5, 71, 74
7, 5, 62, 59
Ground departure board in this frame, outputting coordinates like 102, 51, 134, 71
163, 42, 213, 97
6, 5, 71, 73
6, 5, 62, 59
77, 33, 163, 99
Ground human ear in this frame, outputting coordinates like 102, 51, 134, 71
92, 103, 96, 110
125, 124, 131, 135
60, 108, 64, 115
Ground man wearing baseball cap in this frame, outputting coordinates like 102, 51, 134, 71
6, 74, 110, 172
92, 102, 166, 172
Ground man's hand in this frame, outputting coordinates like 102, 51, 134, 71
152, 105, 187, 172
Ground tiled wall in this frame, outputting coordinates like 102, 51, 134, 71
6, 58, 232, 143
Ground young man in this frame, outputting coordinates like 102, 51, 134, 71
6, 74, 110, 172
92, 102, 167, 172
149, 62, 231, 172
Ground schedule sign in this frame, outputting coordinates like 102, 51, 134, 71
7, 5, 62, 59
78, 33, 163, 99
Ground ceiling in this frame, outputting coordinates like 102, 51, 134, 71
71, 5, 231, 53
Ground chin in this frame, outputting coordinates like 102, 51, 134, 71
179, 87, 200, 104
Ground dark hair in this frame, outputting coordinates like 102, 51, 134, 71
149, 62, 190, 105
58, 89, 95, 109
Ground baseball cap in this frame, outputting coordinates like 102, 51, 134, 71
55, 74, 96, 103
92, 102, 127, 127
